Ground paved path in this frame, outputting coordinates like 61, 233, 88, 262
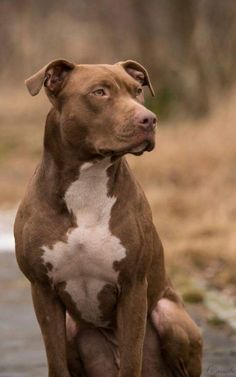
0, 253, 236, 377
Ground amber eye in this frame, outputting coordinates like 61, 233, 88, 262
92, 88, 106, 96
136, 87, 143, 96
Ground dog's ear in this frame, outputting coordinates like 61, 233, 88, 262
25, 59, 75, 96
119, 60, 155, 96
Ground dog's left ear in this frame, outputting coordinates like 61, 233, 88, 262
119, 60, 155, 96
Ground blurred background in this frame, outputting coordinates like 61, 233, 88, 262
1, 0, 236, 375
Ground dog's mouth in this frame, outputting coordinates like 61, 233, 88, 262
127, 138, 154, 156
98, 131, 155, 158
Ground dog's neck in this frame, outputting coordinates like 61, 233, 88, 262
38, 108, 124, 206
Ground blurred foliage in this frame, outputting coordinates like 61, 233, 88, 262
182, 289, 205, 304
0, 0, 236, 118
147, 88, 175, 120
207, 315, 227, 327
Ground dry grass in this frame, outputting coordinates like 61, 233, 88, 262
0, 88, 235, 294
129, 96, 236, 295
0, 88, 47, 204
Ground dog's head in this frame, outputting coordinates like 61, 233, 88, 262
25, 59, 157, 159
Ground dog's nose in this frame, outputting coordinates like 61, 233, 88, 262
135, 111, 157, 132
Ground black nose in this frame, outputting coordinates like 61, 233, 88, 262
136, 111, 157, 132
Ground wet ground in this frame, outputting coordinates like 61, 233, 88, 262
1, 253, 236, 377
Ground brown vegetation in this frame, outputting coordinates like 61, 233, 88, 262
129, 97, 236, 295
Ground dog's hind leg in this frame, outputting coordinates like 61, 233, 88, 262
77, 328, 119, 377
67, 313, 173, 377
150, 286, 202, 377
66, 314, 84, 377
66, 314, 118, 377
142, 319, 171, 377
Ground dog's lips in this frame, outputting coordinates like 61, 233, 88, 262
130, 141, 149, 154
98, 130, 156, 158
124, 131, 156, 155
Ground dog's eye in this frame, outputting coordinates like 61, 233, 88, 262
92, 88, 106, 96
136, 87, 143, 96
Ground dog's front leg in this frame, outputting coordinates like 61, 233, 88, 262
117, 278, 148, 377
31, 283, 72, 377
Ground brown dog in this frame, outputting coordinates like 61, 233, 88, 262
14, 59, 202, 377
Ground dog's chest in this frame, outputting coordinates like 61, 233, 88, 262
42, 162, 126, 326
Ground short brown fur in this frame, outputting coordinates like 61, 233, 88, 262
15, 59, 202, 377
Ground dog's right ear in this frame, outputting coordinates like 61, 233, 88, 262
25, 59, 75, 96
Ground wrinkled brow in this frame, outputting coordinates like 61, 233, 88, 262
86, 77, 120, 90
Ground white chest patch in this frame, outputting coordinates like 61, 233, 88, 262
42, 159, 126, 326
